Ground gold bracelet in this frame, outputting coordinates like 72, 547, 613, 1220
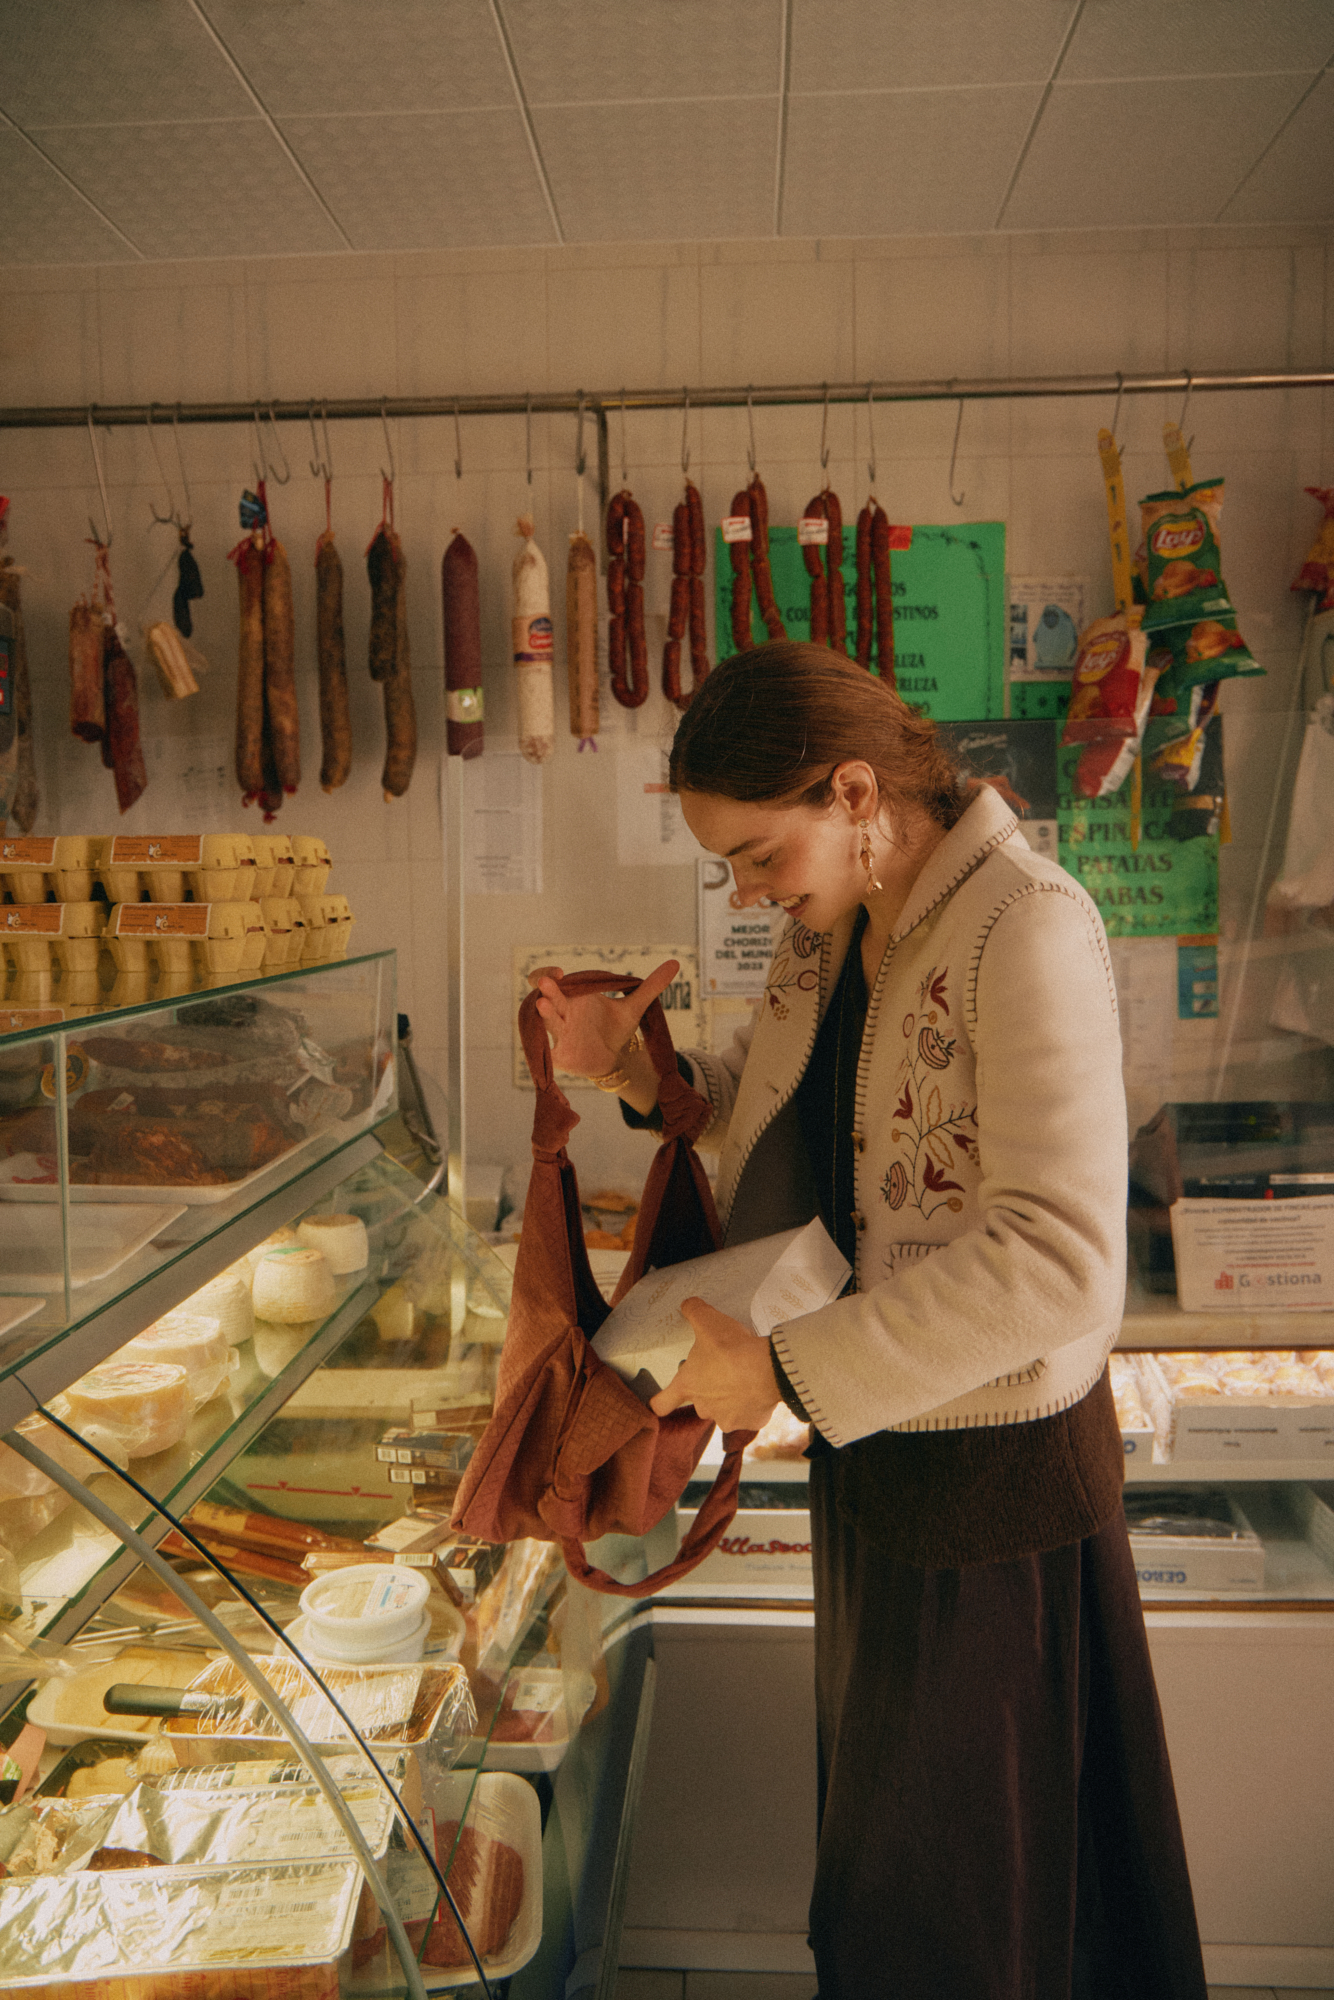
588, 1029, 644, 1093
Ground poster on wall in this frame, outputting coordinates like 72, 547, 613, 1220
698, 858, 781, 996
936, 720, 1059, 863
462, 740, 543, 895
713, 522, 1007, 720
1007, 577, 1085, 681
1058, 719, 1220, 938
616, 742, 699, 868
512, 944, 700, 1089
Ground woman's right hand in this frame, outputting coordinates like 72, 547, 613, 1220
528, 959, 680, 1089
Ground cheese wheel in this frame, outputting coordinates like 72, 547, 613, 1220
297, 1212, 369, 1275
119, 1314, 234, 1409
253, 1245, 336, 1324
185, 1270, 255, 1347
64, 1362, 192, 1458
245, 1226, 300, 1274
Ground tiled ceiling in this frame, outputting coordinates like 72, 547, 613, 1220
0, 0, 1330, 267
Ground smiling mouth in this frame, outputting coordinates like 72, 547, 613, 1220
775, 894, 808, 914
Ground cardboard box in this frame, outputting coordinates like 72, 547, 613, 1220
1125, 1490, 1265, 1591
674, 1507, 812, 1593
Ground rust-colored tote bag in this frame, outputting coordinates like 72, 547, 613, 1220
451, 972, 754, 1597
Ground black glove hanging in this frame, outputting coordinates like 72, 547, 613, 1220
172, 526, 204, 637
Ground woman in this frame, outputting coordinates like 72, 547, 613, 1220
533, 644, 1206, 2000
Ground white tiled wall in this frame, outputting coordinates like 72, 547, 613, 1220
2, 225, 1331, 1194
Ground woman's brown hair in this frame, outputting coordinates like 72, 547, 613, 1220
669, 641, 965, 830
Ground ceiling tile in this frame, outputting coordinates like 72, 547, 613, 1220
1062, 0, 1334, 80
790, 0, 1073, 91
534, 98, 777, 240
204, 0, 512, 116
1221, 71, 1334, 224
0, 0, 253, 126
281, 111, 556, 250
784, 87, 1042, 236
1002, 74, 1311, 229
506, 0, 782, 104
0, 126, 138, 265
34, 121, 343, 260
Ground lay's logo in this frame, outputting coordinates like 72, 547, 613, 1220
1150, 518, 1206, 558
1077, 633, 1127, 682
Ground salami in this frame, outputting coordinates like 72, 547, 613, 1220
513, 515, 554, 763
0, 558, 38, 831
366, 523, 398, 683
262, 537, 299, 794
606, 489, 648, 707
70, 599, 106, 745
747, 474, 785, 641
662, 494, 690, 708
442, 530, 483, 760
316, 528, 351, 791
686, 479, 709, 701
728, 488, 754, 653
382, 535, 417, 799
565, 530, 598, 744
855, 499, 896, 688
233, 534, 266, 803
102, 624, 147, 814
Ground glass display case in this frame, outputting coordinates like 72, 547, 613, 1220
0, 959, 650, 1999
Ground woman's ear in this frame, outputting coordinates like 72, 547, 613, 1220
829, 759, 879, 822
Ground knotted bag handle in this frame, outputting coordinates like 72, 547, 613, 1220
521, 969, 755, 1595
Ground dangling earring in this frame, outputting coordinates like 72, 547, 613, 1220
858, 819, 883, 893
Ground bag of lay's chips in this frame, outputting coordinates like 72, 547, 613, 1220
1150, 679, 1221, 791
1062, 610, 1162, 801
1139, 478, 1262, 696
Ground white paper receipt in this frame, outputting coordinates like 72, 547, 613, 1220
592, 1219, 849, 1400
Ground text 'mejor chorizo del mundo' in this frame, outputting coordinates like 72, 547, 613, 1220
442, 529, 483, 760
316, 527, 351, 792
565, 530, 598, 745
606, 489, 648, 708
513, 515, 554, 764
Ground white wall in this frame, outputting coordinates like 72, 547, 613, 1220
3, 224, 1332, 1197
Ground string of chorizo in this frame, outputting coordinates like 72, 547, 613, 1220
728, 488, 754, 653
747, 474, 785, 642
854, 498, 896, 688
316, 527, 352, 791
606, 489, 648, 707
802, 490, 849, 655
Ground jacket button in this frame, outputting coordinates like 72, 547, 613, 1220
852, 1211, 866, 1232
851, 1129, 865, 1153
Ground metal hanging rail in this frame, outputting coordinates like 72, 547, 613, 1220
1, 367, 1331, 434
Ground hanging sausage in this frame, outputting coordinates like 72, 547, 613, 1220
606, 489, 648, 707
513, 515, 554, 763
855, 498, 895, 688
230, 484, 295, 819
0, 531, 38, 832
316, 524, 351, 791
566, 530, 598, 745
442, 530, 483, 760
800, 490, 848, 655
71, 538, 146, 815
663, 481, 709, 709
367, 492, 416, 801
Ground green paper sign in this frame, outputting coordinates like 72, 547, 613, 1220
713, 522, 1007, 721
1058, 718, 1219, 938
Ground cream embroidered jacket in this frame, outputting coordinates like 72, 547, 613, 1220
681, 786, 1127, 1447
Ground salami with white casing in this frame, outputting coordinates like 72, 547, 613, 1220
512, 515, 554, 764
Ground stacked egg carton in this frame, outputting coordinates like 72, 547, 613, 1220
0, 833, 355, 981
1138, 1348, 1334, 1463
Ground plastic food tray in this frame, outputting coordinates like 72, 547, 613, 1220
0, 1203, 186, 1290
0, 1129, 324, 1205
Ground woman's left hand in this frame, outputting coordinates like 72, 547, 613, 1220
649, 1298, 781, 1434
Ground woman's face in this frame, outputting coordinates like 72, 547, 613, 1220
680, 785, 868, 934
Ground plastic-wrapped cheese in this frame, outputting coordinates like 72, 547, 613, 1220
184, 1270, 255, 1347
245, 1225, 300, 1273
296, 1212, 369, 1275
63, 1361, 192, 1459
119, 1313, 235, 1410
252, 1245, 336, 1325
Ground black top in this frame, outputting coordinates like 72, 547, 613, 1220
793, 904, 870, 1275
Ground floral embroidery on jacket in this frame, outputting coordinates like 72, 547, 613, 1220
763, 920, 821, 1021
881, 964, 978, 1219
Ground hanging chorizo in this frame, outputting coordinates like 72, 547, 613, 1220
801, 494, 830, 646
234, 534, 266, 803
606, 489, 648, 707
728, 488, 754, 654
382, 535, 417, 799
316, 528, 352, 791
263, 537, 299, 795
685, 479, 709, 702
442, 530, 483, 760
662, 494, 691, 709
747, 475, 785, 642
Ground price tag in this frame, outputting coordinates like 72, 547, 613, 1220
108, 835, 203, 865
1, 1007, 62, 1030
652, 522, 675, 552
112, 903, 210, 938
887, 524, 913, 551
721, 515, 753, 543
0, 837, 56, 865
2, 904, 63, 936
797, 516, 829, 546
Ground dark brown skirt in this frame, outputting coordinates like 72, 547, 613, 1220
810, 1462, 1208, 2000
